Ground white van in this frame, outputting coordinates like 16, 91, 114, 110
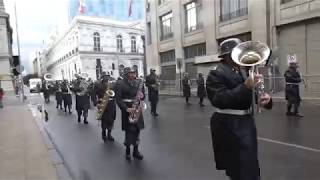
29, 78, 42, 93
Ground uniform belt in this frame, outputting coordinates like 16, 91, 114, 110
109, 98, 114, 101
214, 107, 251, 115
122, 99, 135, 103
286, 83, 299, 85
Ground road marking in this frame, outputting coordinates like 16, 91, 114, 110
203, 125, 320, 153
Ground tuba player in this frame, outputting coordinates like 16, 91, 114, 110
206, 38, 273, 180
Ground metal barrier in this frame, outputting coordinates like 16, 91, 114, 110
158, 75, 320, 99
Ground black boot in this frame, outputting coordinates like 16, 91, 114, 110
125, 146, 131, 162
107, 130, 114, 142
133, 145, 143, 160
286, 104, 293, 116
84, 118, 88, 124
77, 116, 81, 123
102, 130, 107, 142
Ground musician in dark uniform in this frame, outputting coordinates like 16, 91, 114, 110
206, 38, 273, 180
73, 75, 90, 124
116, 67, 145, 161
96, 72, 116, 142
42, 81, 51, 103
55, 81, 63, 110
182, 73, 191, 104
284, 62, 303, 117
61, 80, 72, 114
196, 73, 206, 107
146, 68, 159, 116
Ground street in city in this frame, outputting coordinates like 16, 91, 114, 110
27, 93, 320, 180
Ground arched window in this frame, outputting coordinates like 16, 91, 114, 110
119, 64, 125, 77
93, 32, 100, 51
116, 35, 123, 52
133, 65, 138, 76
112, 63, 115, 70
131, 36, 136, 53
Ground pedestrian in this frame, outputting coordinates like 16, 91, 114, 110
182, 73, 191, 104
73, 74, 90, 124
116, 67, 144, 162
55, 81, 63, 110
146, 68, 159, 116
96, 72, 116, 142
206, 38, 273, 180
196, 73, 206, 107
284, 62, 303, 117
0, 88, 4, 108
61, 80, 72, 114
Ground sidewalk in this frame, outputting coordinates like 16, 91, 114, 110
0, 95, 58, 180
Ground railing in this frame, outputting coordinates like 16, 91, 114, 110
160, 32, 174, 41
220, 7, 248, 22
185, 22, 204, 33
158, 75, 320, 99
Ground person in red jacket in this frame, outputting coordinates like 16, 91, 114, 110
0, 88, 4, 108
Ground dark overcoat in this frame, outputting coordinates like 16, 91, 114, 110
284, 69, 301, 104
182, 78, 191, 97
145, 74, 159, 102
197, 77, 206, 98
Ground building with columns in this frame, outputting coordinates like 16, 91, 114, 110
145, 0, 320, 87
45, 15, 144, 81
0, 0, 13, 91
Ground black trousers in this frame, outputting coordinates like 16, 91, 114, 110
150, 100, 158, 114
77, 108, 88, 118
124, 124, 140, 146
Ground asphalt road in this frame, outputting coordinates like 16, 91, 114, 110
28, 93, 320, 180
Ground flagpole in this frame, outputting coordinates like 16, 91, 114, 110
14, 0, 25, 102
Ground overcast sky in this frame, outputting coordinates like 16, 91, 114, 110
3, 0, 69, 73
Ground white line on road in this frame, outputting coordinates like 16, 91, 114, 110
257, 137, 320, 153
203, 125, 320, 153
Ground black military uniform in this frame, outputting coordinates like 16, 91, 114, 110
55, 82, 63, 109
96, 74, 117, 142
61, 81, 72, 114
42, 82, 51, 103
182, 73, 191, 104
284, 62, 303, 117
73, 76, 90, 124
116, 67, 145, 161
206, 38, 272, 180
196, 73, 206, 107
146, 68, 159, 116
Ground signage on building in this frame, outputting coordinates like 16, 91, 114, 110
287, 53, 297, 65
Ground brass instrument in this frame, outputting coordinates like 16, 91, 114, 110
96, 82, 115, 120
231, 41, 271, 113
129, 78, 147, 124
74, 73, 90, 96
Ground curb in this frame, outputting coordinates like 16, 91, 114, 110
28, 104, 74, 180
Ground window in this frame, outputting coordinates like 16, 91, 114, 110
131, 36, 137, 53
133, 65, 138, 76
147, 22, 152, 45
93, 32, 101, 51
116, 35, 123, 52
184, 43, 206, 59
119, 64, 125, 77
146, 2, 150, 12
112, 63, 115, 70
281, 0, 293, 3
220, 0, 248, 22
160, 50, 175, 63
185, 1, 202, 33
160, 12, 173, 41
96, 59, 102, 79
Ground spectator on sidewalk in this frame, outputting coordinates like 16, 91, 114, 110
0, 88, 4, 108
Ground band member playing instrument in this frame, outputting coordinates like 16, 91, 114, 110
42, 81, 51, 103
284, 62, 303, 117
96, 72, 116, 142
146, 68, 159, 116
74, 74, 90, 124
55, 81, 63, 110
196, 73, 206, 107
206, 38, 273, 180
61, 80, 72, 114
182, 73, 191, 104
116, 67, 145, 161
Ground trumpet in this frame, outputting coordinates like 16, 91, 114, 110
231, 41, 271, 113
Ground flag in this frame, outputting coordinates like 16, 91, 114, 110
128, 0, 133, 17
79, 0, 86, 14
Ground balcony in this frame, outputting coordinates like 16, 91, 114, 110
220, 7, 248, 22
185, 22, 204, 33
160, 32, 173, 41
